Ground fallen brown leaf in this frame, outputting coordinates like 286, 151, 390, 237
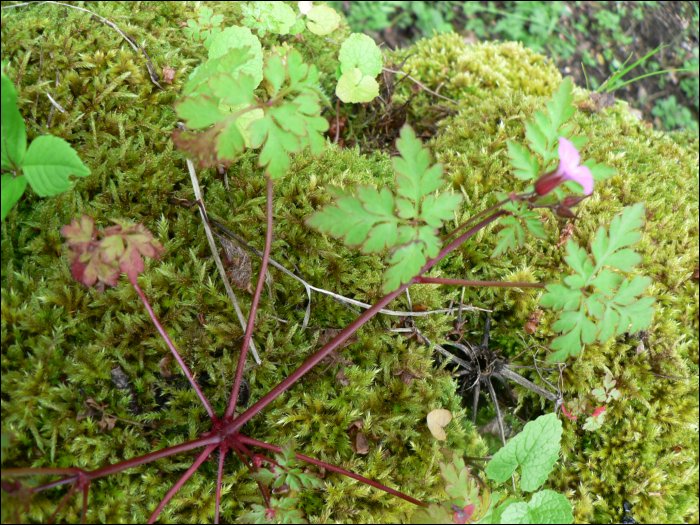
353, 432, 370, 454
427, 409, 452, 441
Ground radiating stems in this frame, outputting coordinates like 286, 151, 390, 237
147, 443, 218, 524
225, 175, 275, 420
413, 276, 545, 288
236, 435, 428, 508
226, 211, 506, 435
133, 281, 218, 423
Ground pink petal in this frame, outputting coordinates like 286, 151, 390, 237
557, 137, 580, 171
564, 164, 594, 195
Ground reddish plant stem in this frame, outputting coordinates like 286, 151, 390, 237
133, 281, 218, 423
147, 443, 218, 523
214, 447, 227, 525
225, 175, 274, 420
413, 277, 545, 288
443, 191, 534, 243
226, 211, 506, 435
47, 482, 78, 524
237, 435, 427, 508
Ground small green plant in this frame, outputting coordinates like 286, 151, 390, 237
183, 5, 225, 50
1, 62, 91, 221
561, 371, 622, 432
652, 95, 700, 132
412, 413, 573, 524
336, 32, 383, 103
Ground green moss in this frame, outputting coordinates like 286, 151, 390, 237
1, 3, 698, 524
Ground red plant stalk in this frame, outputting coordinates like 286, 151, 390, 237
3, 209, 507, 521
236, 435, 428, 508
147, 443, 219, 523
132, 281, 218, 423
413, 277, 545, 288
226, 210, 507, 435
225, 175, 275, 420
215, 447, 227, 524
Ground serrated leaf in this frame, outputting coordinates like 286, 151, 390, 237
540, 284, 581, 311
499, 490, 573, 524
241, 1, 297, 37
1, 174, 27, 221
336, 68, 379, 103
485, 413, 562, 491
590, 203, 645, 274
507, 139, 540, 181
306, 124, 460, 293
410, 503, 454, 524
306, 5, 341, 36
1, 66, 26, 170
22, 135, 91, 197
338, 33, 383, 77
525, 118, 548, 159
209, 26, 264, 86
546, 77, 575, 133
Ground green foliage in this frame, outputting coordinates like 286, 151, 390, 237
652, 95, 699, 132
492, 200, 547, 258
410, 453, 490, 524
1, 63, 90, 221
540, 203, 654, 362
562, 371, 622, 432
484, 413, 562, 492
182, 5, 224, 49
306, 124, 462, 292
239, 496, 307, 524
241, 1, 298, 37
305, 5, 341, 36
336, 33, 383, 103
174, 45, 328, 178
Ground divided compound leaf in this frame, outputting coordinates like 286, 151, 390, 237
507, 140, 539, 181
306, 125, 462, 293
61, 216, 164, 289
540, 204, 653, 362
1, 62, 26, 170
491, 201, 547, 257
485, 413, 562, 492
241, 1, 297, 37
21, 135, 91, 197
183, 6, 223, 48
208, 26, 264, 86
306, 5, 341, 36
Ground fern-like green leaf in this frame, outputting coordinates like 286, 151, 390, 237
540, 204, 654, 362
491, 200, 547, 257
306, 125, 462, 293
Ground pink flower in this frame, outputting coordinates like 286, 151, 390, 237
534, 137, 594, 196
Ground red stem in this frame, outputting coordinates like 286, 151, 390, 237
132, 281, 218, 423
47, 482, 78, 524
147, 443, 218, 524
236, 435, 427, 508
215, 447, 227, 525
225, 175, 274, 420
226, 211, 506, 435
413, 277, 545, 288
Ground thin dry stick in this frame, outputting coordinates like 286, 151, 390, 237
185, 159, 261, 365
210, 219, 488, 318
382, 67, 458, 104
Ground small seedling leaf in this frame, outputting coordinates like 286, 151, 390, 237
336, 68, 379, 103
306, 5, 341, 36
338, 33, 382, 77
499, 490, 573, 524
209, 26, 264, 86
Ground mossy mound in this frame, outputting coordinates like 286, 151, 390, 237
1, 2, 698, 524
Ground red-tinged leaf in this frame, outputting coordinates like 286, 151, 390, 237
99, 234, 125, 263
591, 405, 606, 418
61, 215, 96, 246
561, 404, 578, 420
120, 243, 146, 285
452, 503, 475, 524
